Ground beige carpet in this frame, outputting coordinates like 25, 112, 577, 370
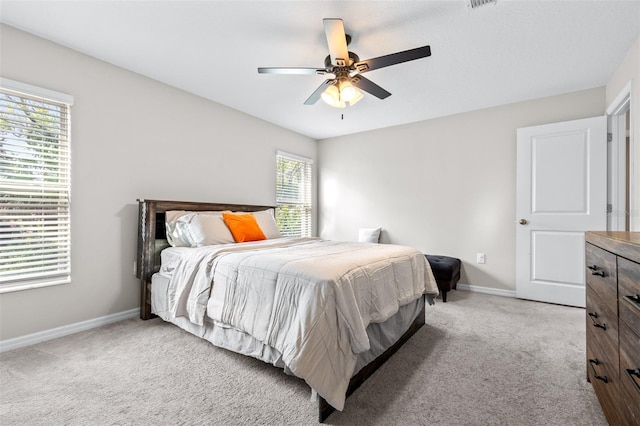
1, 291, 607, 425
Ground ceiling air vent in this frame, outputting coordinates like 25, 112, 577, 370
467, 0, 497, 9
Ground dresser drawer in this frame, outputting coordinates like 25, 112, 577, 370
618, 257, 640, 333
617, 389, 640, 426
587, 337, 622, 425
585, 243, 617, 314
618, 257, 640, 425
586, 285, 618, 372
619, 321, 640, 425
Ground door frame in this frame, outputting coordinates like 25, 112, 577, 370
606, 80, 635, 231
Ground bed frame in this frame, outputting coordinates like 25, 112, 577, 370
136, 199, 426, 422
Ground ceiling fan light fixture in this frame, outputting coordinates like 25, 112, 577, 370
321, 84, 346, 108
339, 80, 358, 102
346, 88, 363, 106
321, 80, 363, 108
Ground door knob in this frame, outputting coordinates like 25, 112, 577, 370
518, 219, 528, 225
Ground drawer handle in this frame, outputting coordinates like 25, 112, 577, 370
587, 264, 605, 276
587, 312, 607, 330
588, 358, 609, 383
625, 368, 640, 394
625, 294, 640, 305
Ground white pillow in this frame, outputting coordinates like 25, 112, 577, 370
165, 211, 197, 247
358, 227, 381, 243
167, 208, 282, 246
235, 209, 282, 239
187, 213, 235, 246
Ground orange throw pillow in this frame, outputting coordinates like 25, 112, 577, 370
222, 213, 267, 243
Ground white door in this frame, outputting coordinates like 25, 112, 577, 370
516, 116, 607, 307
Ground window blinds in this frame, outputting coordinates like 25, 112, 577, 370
0, 85, 72, 292
276, 151, 312, 237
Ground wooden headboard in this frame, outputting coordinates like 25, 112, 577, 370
136, 199, 275, 319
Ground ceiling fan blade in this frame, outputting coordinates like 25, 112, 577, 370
323, 18, 350, 67
258, 67, 328, 75
353, 45, 431, 73
304, 79, 334, 105
351, 75, 391, 99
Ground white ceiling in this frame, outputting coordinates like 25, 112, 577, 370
1, 1, 639, 140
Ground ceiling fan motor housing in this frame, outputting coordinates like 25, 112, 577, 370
324, 51, 360, 69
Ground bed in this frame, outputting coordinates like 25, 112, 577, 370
136, 199, 439, 422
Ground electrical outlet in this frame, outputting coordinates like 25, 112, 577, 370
476, 253, 486, 264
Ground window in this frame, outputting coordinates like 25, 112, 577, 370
0, 79, 73, 293
276, 151, 313, 237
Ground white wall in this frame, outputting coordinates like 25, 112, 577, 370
318, 88, 605, 292
606, 34, 640, 229
0, 24, 317, 341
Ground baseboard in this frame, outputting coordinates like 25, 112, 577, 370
0, 308, 140, 353
456, 283, 517, 298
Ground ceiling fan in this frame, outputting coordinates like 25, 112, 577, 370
257, 18, 431, 108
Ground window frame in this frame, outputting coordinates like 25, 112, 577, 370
0, 78, 73, 293
275, 150, 313, 238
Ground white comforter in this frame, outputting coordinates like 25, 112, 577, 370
163, 237, 438, 410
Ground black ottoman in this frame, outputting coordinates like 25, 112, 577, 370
425, 255, 461, 303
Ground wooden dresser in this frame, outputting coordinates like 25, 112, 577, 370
585, 231, 640, 425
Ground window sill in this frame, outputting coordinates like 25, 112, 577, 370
0, 278, 70, 294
